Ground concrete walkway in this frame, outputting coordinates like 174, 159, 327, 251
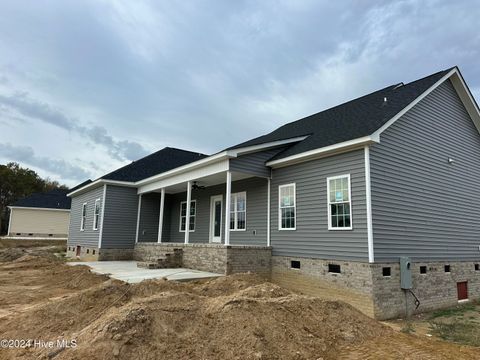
67, 261, 223, 283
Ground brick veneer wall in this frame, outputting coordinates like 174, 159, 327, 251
371, 261, 480, 320
271, 256, 375, 317
134, 243, 271, 275
66, 245, 99, 261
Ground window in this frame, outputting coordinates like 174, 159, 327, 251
327, 175, 352, 230
93, 199, 101, 230
179, 200, 196, 232
328, 264, 341, 273
420, 266, 427, 274
445, 265, 451, 273
230, 192, 246, 231
80, 203, 87, 231
279, 184, 296, 230
382, 267, 391, 277
475, 264, 479, 271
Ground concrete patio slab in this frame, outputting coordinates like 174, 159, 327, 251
67, 260, 223, 283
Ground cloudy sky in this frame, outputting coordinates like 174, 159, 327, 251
0, 0, 479, 186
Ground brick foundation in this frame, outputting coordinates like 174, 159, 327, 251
371, 261, 480, 320
134, 243, 271, 276
66, 246, 134, 261
271, 256, 375, 317
271, 256, 480, 320
8, 232, 67, 238
66, 245, 99, 261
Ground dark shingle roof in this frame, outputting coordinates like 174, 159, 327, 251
228, 68, 453, 161
69, 179, 93, 192
12, 189, 71, 209
100, 147, 208, 182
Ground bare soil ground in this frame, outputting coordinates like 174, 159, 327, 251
0, 240, 479, 360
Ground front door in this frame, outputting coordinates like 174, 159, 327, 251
210, 195, 222, 243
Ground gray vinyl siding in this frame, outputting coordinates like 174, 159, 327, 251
229, 148, 284, 178
137, 193, 161, 243
165, 177, 268, 246
101, 185, 138, 249
370, 80, 480, 261
270, 149, 368, 260
67, 186, 104, 248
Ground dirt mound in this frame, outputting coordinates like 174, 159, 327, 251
0, 247, 28, 261
1, 253, 479, 360
0, 274, 389, 360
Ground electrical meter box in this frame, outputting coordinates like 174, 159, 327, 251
400, 257, 412, 289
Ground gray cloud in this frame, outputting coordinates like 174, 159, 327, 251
0, 142, 91, 181
0, 0, 479, 184
0, 91, 148, 161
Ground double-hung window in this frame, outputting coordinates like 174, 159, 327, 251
93, 199, 101, 230
80, 203, 87, 231
327, 174, 352, 230
180, 200, 196, 232
230, 192, 246, 231
279, 184, 296, 230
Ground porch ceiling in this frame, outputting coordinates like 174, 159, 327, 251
149, 171, 254, 194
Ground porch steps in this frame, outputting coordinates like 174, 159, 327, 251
137, 248, 183, 269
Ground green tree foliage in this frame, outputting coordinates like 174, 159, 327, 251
0, 162, 68, 234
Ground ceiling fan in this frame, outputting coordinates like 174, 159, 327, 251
192, 181, 206, 190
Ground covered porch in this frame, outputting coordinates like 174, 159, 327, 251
131, 153, 274, 275
135, 167, 272, 247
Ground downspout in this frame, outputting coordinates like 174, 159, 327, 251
364, 145, 374, 263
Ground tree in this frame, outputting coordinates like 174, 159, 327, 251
0, 163, 68, 234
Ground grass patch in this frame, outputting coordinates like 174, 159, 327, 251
429, 321, 480, 347
428, 303, 476, 320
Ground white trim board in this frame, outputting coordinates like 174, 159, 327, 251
267, 136, 379, 168
372, 67, 480, 138
372, 68, 457, 138
364, 146, 374, 263
7, 206, 70, 212
98, 185, 107, 248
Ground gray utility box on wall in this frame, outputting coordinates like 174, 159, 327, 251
400, 257, 413, 289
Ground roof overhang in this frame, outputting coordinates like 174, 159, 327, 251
266, 135, 379, 168
372, 67, 480, 138
67, 179, 136, 197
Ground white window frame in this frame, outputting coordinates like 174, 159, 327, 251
93, 198, 101, 230
327, 174, 353, 231
278, 183, 296, 230
230, 191, 247, 231
80, 202, 87, 231
179, 200, 196, 232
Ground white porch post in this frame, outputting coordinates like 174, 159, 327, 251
157, 188, 165, 243
185, 181, 192, 244
135, 194, 142, 244
267, 178, 271, 247
224, 171, 232, 245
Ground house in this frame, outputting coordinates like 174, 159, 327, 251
67, 66, 480, 320
7, 189, 72, 239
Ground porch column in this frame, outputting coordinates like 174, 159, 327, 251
267, 178, 271, 247
224, 171, 232, 245
185, 181, 192, 244
157, 188, 165, 243
135, 194, 142, 244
